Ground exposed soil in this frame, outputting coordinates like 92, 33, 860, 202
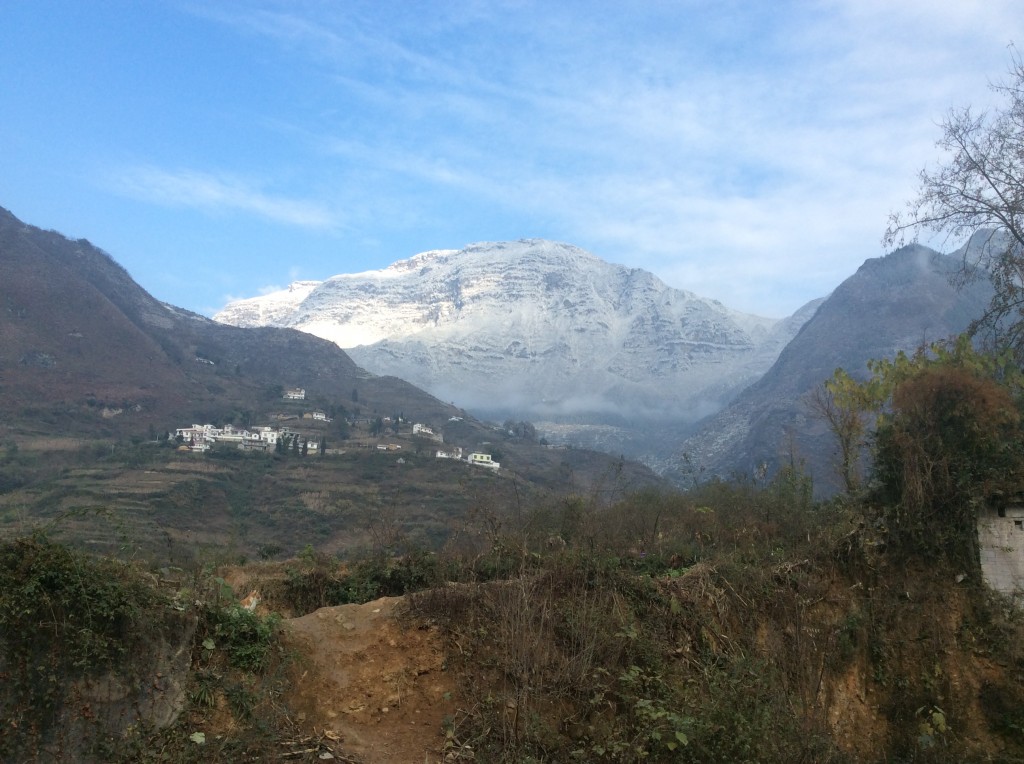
283, 597, 458, 763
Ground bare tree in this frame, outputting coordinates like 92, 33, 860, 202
809, 377, 872, 495
885, 50, 1024, 352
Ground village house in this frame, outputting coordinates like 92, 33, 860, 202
252, 426, 279, 446
413, 423, 443, 442
173, 416, 477, 466
468, 452, 500, 471
209, 424, 249, 444
176, 424, 218, 443
283, 388, 306, 400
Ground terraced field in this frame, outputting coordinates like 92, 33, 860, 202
0, 433, 661, 566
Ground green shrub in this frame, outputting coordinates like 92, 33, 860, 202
198, 604, 281, 673
272, 548, 451, 615
873, 365, 1024, 569
0, 535, 163, 670
0, 535, 169, 758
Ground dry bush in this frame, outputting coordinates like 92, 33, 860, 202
874, 366, 1024, 568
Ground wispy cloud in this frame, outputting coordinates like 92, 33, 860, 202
181, 0, 1024, 314
110, 165, 339, 229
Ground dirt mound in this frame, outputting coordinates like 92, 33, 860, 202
284, 596, 457, 763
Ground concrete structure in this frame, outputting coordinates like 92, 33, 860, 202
253, 427, 279, 445
468, 452, 500, 471
413, 423, 443, 442
979, 505, 1024, 598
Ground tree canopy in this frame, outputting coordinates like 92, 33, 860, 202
816, 337, 1024, 568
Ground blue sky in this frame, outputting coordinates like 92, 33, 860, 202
2, 1, 1022, 317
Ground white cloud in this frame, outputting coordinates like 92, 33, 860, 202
110, 166, 339, 229
186, 0, 1024, 314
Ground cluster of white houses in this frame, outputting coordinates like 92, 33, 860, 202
173, 423, 318, 453
174, 421, 500, 470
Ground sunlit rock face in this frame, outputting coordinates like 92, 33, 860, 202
215, 239, 809, 436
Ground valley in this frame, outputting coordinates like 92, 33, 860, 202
1, 415, 660, 566
215, 237, 992, 486
6, 5, 1024, 760
214, 239, 819, 467
4, 205, 1024, 763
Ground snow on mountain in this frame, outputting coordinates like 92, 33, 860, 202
221, 280, 321, 328
215, 240, 814, 454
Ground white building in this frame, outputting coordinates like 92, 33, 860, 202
979, 504, 1024, 598
175, 423, 223, 444
468, 452, 500, 470
252, 427, 279, 445
413, 423, 443, 442
210, 424, 249, 444
176, 423, 281, 447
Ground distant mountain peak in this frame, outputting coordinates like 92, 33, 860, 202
216, 239, 813, 467
677, 243, 993, 493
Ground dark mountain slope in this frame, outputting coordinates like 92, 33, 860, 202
0, 206, 459, 435
676, 244, 994, 493
0, 205, 665, 513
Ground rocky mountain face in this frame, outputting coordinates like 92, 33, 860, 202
6, 200, 993, 495
675, 244, 995, 493
215, 240, 817, 464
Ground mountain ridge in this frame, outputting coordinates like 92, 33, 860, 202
215, 239, 817, 465
0, 205, 468, 437
675, 243, 995, 492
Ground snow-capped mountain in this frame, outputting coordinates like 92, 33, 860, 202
215, 240, 816, 460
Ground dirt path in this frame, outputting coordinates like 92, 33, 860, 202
284, 596, 457, 763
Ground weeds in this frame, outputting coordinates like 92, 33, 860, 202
0, 534, 179, 759
198, 603, 281, 672
0, 532, 298, 762
5, 440, 1024, 763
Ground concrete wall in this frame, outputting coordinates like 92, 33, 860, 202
978, 505, 1024, 597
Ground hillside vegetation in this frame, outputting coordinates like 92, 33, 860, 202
5, 440, 1024, 761
7, 337, 1024, 762
0, 419, 660, 565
